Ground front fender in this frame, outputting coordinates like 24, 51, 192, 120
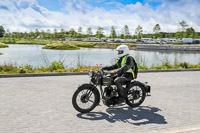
78, 83, 101, 105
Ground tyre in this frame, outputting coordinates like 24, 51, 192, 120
72, 84, 99, 113
126, 82, 146, 108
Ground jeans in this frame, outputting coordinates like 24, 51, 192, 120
114, 77, 130, 98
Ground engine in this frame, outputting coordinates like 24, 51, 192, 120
103, 86, 119, 106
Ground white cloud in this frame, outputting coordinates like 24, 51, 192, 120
59, 0, 92, 13
0, 0, 200, 34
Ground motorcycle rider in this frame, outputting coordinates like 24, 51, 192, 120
102, 45, 138, 103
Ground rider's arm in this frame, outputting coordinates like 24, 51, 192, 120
102, 63, 118, 71
117, 56, 134, 76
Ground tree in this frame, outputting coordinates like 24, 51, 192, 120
124, 25, 130, 39
135, 25, 143, 39
96, 26, 104, 39
175, 32, 181, 39
46, 29, 51, 39
4, 29, 10, 38
69, 28, 76, 38
159, 32, 164, 38
153, 24, 161, 38
179, 20, 188, 39
195, 32, 200, 39
86, 27, 93, 38
54, 28, 57, 39
35, 29, 39, 38
185, 27, 195, 38
179, 20, 188, 32
78, 27, 82, 34
60, 28, 66, 38
153, 24, 161, 33
0, 25, 5, 37
110, 26, 117, 39
120, 28, 125, 39
29, 31, 35, 38
41, 30, 45, 39
77, 27, 83, 38
120, 33, 124, 39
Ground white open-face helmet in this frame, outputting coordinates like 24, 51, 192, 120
116, 45, 129, 58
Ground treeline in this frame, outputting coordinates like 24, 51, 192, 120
0, 20, 200, 40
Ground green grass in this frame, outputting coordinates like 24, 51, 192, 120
0, 61, 99, 74
94, 43, 121, 49
0, 43, 8, 48
0, 38, 51, 45
149, 62, 200, 70
42, 41, 128, 50
43, 42, 80, 50
15, 39, 50, 45
69, 41, 97, 48
0, 61, 200, 74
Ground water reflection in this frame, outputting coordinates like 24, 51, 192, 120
0, 44, 200, 68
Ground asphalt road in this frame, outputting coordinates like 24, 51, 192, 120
0, 71, 200, 133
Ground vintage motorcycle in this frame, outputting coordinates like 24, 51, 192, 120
72, 69, 151, 113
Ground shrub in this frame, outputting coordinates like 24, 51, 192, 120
162, 61, 173, 69
71, 41, 96, 48
19, 67, 27, 73
179, 62, 189, 69
0, 66, 2, 72
19, 65, 33, 73
0, 43, 8, 48
49, 61, 65, 71
43, 42, 80, 50
39, 66, 50, 72
138, 65, 148, 70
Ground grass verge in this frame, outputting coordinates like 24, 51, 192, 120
0, 61, 200, 74
0, 38, 51, 45
0, 43, 9, 48
42, 42, 80, 50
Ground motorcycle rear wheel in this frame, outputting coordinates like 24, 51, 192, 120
72, 85, 99, 113
126, 82, 146, 108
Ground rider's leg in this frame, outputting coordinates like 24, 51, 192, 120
114, 77, 127, 99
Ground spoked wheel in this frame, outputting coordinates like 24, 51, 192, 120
72, 85, 99, 113
126, 82, 146, 108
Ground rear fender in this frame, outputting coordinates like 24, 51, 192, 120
131, 80, 151, 95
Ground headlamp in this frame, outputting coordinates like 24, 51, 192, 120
88, 70, 94, 77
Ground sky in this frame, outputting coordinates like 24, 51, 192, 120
0, 0, 200, 35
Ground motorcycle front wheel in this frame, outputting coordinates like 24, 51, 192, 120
126, 82, 146, 108
72, 85, 99, 113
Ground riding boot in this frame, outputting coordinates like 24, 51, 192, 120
117, 87, 125, 102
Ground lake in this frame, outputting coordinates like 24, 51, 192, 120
0, 44, 200, 68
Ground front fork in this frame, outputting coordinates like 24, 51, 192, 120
89, 81, 104, 99
99, 85, 104, 98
